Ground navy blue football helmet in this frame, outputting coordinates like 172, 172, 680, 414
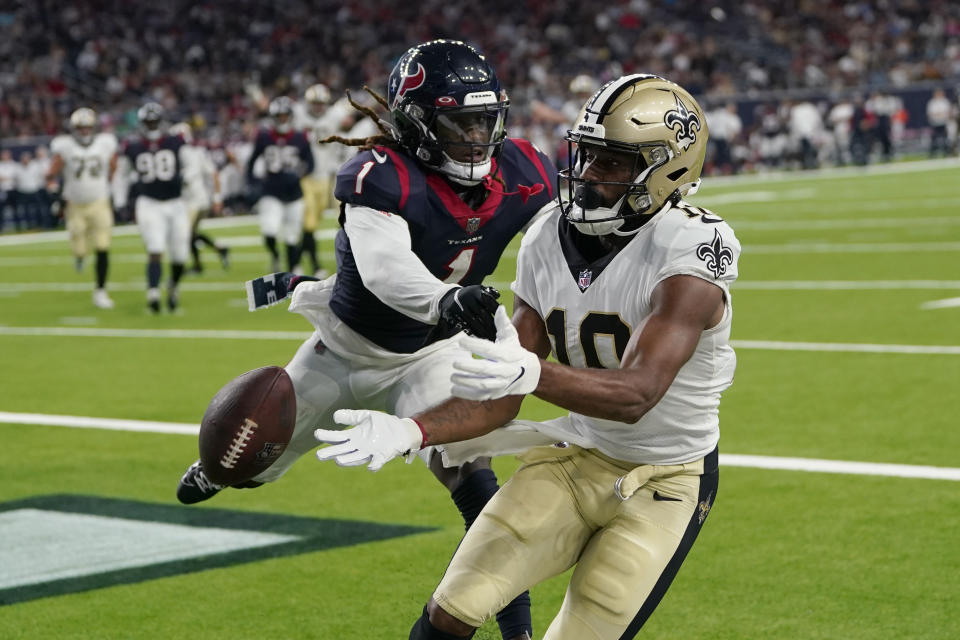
387, 39, 509, 185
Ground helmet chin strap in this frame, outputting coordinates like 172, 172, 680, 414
440, 155, 491, 186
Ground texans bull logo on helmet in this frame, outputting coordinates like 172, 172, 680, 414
392, 63, 426, 108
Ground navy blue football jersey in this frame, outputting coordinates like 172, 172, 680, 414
330, 138, 557, 353
246, 129, 314, 202
123, 134, 184, 201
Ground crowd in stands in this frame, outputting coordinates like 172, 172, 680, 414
1, 0, 959, 231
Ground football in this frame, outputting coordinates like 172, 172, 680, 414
198, 365, 297, 486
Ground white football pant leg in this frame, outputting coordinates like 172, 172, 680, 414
135, 196, 167, 254
282, 198, 305, 246
257, 196, 283, 238
251, 331, 358, 483
168, 199, 191, 263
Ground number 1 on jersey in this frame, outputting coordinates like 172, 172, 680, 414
443, 247, 476, 284
355, 161, 374, 194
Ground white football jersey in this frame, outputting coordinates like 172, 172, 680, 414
180, 144, 216, 208
50, 133, 118, 204
512, 200, 740, 465
294, 98, 350, 179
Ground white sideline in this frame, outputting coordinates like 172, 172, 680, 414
1, 411, 957, 481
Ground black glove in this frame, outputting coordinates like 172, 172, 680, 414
437, 285, 500, 340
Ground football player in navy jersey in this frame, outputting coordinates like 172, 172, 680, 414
176, 39, 555, 640
247, 96, 314, 273
123, 102, 192, 313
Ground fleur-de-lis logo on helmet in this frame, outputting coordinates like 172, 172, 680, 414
696, 229, 734, 279
663, 93, 702, 151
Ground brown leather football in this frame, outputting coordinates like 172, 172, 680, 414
198, 366, 296, 485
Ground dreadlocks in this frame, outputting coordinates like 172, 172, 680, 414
318, 87, 400, 151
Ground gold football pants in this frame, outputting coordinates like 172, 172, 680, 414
65, 198, 113, 256
433, 445, 719, 639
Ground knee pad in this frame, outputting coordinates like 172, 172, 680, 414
409, 606, 475, 640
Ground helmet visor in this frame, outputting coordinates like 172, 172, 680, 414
560, 134, 671, 223
432, 103, 507, 164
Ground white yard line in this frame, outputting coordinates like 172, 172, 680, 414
744, 241, 960, 253
0, 326, 309, 340
720, 454, 960, 481
8, 279, 960, 294
0, 219, 337, 247
0, 412, 198, 435
732, 216, 960, 230
0, 281, 249, 292
920, 297, 960, 310
732, 280, 960, 290
731, 340, 960, 355
1, 326, 959, 354
703, 156, 960, 186
2, 411, 957, 481
0, 251, 336, 267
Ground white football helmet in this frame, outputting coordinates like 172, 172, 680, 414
561, 74, 709, 236
305, 83, 331, 116
69, 108, 97, 145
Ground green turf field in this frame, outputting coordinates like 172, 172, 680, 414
2, 160, 959, 638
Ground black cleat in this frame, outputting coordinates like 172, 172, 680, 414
176, 460, 225, 504
148, 299, 161, 314
167, 287, 179, 312
218, 246, 230, 270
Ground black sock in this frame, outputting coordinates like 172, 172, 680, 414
285, 243, 301, 272
409, 606, 475, 640
451, 468, 499, 531
451, 470, 532, 640
190, 234, 201, 269
95, 250, 108, 289
170, 262, 185, 286
147, 261, 162, 289
495, 592, 532, 640
301, 231, 319, 271
196, 232, 216, 249
264, 236, 279, 259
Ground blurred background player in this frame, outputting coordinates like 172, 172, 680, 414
123, 102, 191, 313
46, 107, 119, 309
169, 122, 230, 274
294, 83, 348, 278
247, 96, 314, 273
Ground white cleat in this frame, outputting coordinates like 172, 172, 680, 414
93, 288, 115, 309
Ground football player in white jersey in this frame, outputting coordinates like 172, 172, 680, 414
47, 108, 119, 309
169, 122, 229, 274
315, 74, 741, 639
294, 84, 350, 277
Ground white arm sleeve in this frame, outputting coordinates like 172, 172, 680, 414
344, 203, 459, 323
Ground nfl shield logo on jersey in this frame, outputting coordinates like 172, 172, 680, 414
465, 217, 481, 235
577, 269, 593, 290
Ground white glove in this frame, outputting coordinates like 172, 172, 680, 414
451, 305, 541, 401
314, 409, 423, 472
